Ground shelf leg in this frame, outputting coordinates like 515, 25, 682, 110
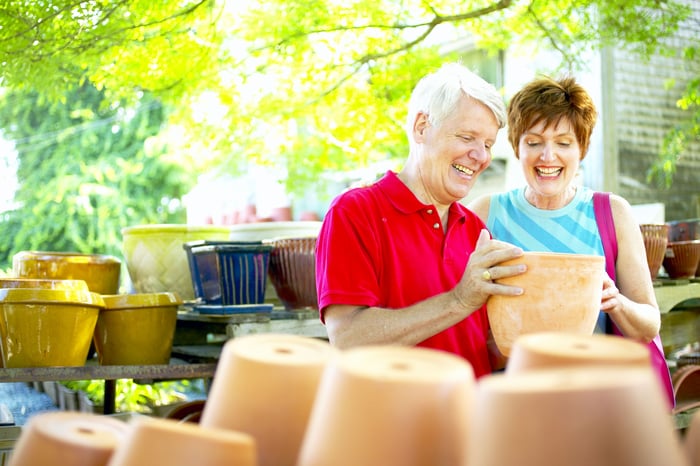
104, 379, 116, 414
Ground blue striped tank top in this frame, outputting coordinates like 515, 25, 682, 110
486, 186, 606, 332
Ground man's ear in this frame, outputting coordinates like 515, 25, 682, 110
412, 112, 430, 142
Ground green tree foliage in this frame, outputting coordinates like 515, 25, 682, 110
0, 0, 696, 198
650, 44, 700, 188
0, 84, 189, 268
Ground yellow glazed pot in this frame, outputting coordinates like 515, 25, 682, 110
0, 288, 104, 368
12, 251, 121, 295
0, 277, 89, 291
94, 292, 182, 365
487, 252, 605, 357
121, 224, 231, 301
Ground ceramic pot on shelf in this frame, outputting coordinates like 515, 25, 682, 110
640, 224, 669, 280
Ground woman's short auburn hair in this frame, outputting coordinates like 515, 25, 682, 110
507, 76, 598, 159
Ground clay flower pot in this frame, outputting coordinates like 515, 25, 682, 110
199, 333, 338, 466
467, 367, 687, 466
506, 332, 651, 375
640, 224, 669, 280
107, 416, 256, 466
487, 252, 605, 356
685, 408, 700, 466
297, 345, 475, 466
9, 411, 129, 466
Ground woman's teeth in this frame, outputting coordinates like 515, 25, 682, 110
536, 167, 562, 177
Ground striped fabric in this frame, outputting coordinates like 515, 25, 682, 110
486, 186, 604, 257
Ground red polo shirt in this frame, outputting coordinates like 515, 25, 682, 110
316, 171, 492, 377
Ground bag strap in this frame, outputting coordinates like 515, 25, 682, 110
592, 191, 617, 280
592, 191, 675, 409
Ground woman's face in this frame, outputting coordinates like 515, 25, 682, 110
518, 117, 582, 207
413, 95, 499, 206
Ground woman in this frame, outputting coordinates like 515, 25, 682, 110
468, 75, 674, 406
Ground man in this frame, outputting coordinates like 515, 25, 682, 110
315, 63, 526, 376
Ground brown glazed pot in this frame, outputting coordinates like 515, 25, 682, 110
663, 241, 700, 279
267, 236, 319, 311
297, 345, 475, 466
487, 252, 605, 357
640, 224, 669, 280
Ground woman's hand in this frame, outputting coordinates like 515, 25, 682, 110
600, 273, 621, 314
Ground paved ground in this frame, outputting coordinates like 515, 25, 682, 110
0, 382, 58, 426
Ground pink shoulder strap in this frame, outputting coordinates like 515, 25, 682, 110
592, 191, 675, 409
592, 192, 617, 280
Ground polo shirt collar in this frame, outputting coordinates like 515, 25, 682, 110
377, 170, 467, 222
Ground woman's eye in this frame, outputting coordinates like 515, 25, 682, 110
526, 141, 540, 147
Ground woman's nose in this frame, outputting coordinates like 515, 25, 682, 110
540, 143, 555, 161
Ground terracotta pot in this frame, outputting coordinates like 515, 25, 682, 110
298, 345, 475, 466
686, 408, 700, 466
663, 240, 700, 279
467, 367, 687, 466
506, 332, 651, 374
199, 334, 338, 466
9, 411, 129, 466
641, 224, 669, 280
487, 252, 605, 356
106, 416, 256, 466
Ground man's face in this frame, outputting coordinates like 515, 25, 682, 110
413, 95, 499, 206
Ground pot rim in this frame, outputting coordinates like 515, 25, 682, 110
13, 251, 121, 265
121, 224, 231, 236
0, 288, 105, 306
101, 292, 182, 310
